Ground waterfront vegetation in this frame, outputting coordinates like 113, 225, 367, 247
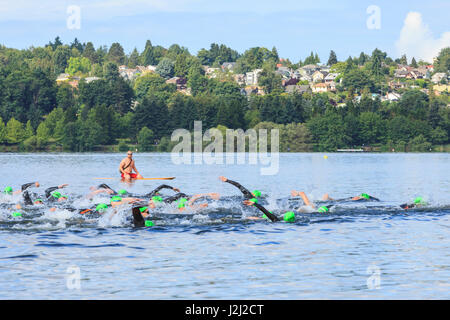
0, 38, 449, 152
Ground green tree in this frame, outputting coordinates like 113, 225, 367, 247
327, 50, 338, 66
24, 120, 34, 139
36, 122, 50, 148
56, 82, 76, 110
83, 42, 97, 63
434, 47, 450, 73
140, 40, 156, 66
65, 57, 91, 75
6, 118, 25, 144
155, 58, 175, 79
0, 116, 6, 143
128, 48, 140, 68
107, 42, 126, 65
52, 45, 71, 74
358, 112, 385, 145
137, 127, 154, 151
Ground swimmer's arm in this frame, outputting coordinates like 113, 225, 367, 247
164, 193, 189, 204
187, 193, 220, 206
21, 182, 39, 192
251, 202, 279, 222
220, 177, 253, 198
45, 184, 68, 198
45, 187, 59, 198
298, 192, 316, 209
146, 185, 180, 197
98, 184, 116, 194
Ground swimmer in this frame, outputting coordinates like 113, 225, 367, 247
400, 197, 428, 210
219, 176, 262, 200
293, 192, 334, 213
3, 182, 40, 196
291, 191, 380, 202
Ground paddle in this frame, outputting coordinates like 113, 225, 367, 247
94, 177, 175, 180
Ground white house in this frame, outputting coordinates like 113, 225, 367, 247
245, 69, 263, 86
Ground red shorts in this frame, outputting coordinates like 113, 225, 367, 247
121, 173, 137, 179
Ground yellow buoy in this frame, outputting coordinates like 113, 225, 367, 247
324, 155, 328, 159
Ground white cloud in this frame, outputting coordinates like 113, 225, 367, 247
396, 11, 450, 62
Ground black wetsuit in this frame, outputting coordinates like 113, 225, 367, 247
251, 203, 279, 222
163, 193, 189, 204
132, 206, 146, 227
21, 182, 37, 192
224, 179, 254, 199
97, 184, 117, 195
145, 185, 180, 198
45, 186, 61, 202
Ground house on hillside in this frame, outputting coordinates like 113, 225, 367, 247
324, 73, 339, 83
275, 66, 292, 79
312, 70, 328, 83
166, 77, 187, 90
203, 66, 221, 78
245, 69, 263, 86
234, 73, 246, 86
383, 92, 402, 102
119, 67, 139, 80
56, 73, 70, 83
85, 77, 101, 83
221, 62, 237, 72
432, 73, 447, 84
311, 82, 335, 93
285, 84, 311, 94
433, 84, 450, 95
241, 85, 265, 97
282, 78, 299, 87
298, 64, 320, 76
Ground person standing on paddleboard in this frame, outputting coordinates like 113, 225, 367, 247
119, 151, 143, 182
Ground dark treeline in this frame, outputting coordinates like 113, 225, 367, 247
0, 37, 449, 152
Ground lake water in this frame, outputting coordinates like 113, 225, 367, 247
0, 153, 449, 299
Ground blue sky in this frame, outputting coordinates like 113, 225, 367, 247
0, 0, 449, 63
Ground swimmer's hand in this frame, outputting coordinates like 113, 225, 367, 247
58, 184, 69, 189
243, 200, 255, 206
173, 188, 180, 193
291, 190, 298, 197
219, 176, 227, 182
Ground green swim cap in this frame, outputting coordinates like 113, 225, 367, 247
360, 193, 370, 200
249, 198, 258, 204
252, 190, 262, 198
4, 186, 13, 194
414, 197, 427, 205
12, 212, 22, 217
177, 198, 188, 208
152, 196, 163, 203
145, 220, 154, 227
51, 191, 62, 199
118, 189, 127, 195
318, 206, 329, 213
96, 203, 108, 213
139, 207, 148, 213
34, 198, 43, 204
60, 195, 68, 199
110, 196, 122, 203
283, 211, 295, 222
